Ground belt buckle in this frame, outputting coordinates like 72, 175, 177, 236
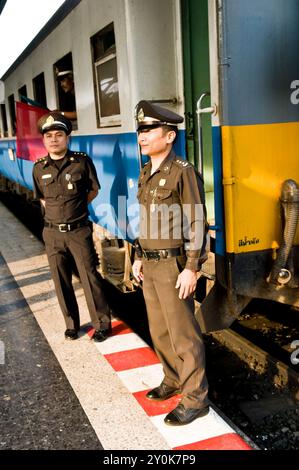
58, 223, 68, 232
160, 250, 168, 259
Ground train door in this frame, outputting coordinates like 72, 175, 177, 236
181, 0, 214, 223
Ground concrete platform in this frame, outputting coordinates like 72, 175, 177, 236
0, 202, 254, 451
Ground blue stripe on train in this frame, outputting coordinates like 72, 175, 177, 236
212, 126, 225, 256
0, 129, 225, 251
0, 131, 185, 242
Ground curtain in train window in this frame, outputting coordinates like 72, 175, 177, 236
91, 23, 121, 127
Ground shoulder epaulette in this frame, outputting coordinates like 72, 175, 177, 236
34, 156, 47, 165
73, 151, 87, 157
173, 157, 192, 169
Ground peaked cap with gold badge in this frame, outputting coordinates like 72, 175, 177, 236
37, 112, 73, 135
135, 100, 183, 130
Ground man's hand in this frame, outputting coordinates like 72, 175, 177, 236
175, 268, 197, 300
132, 260, 144, 282
87, 189, 98, 204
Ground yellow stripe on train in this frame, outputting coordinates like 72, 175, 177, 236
221, 122, 299, 254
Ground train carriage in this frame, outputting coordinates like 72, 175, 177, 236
0, 0, 298, 329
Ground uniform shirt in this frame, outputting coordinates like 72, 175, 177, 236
61, 91, 76, 112
136, 150, 208, 271
32, 150, 100, 224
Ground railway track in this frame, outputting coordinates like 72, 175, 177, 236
205, 324, 299, 450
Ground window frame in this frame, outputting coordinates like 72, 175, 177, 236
94, 50, 121, 127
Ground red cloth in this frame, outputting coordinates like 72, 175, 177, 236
16, 101, 47, 161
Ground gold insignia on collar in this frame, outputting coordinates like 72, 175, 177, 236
137, 108, 144, 122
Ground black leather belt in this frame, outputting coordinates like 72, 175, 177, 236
142, 247, 183, 260
44, 220, 89, 232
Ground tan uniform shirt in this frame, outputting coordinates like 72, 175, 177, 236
136, 150, 208, 271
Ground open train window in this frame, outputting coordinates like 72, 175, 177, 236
8, 94, 16, 136
33, 72, 47, 108
18, 85, 27, 104
91, 23, 121, 127
53, 52, 77, 127
0, 104, 8, 137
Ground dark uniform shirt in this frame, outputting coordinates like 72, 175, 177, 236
32, 150, 100, 224
137, 150, 208, 271
61, 92, 76, 112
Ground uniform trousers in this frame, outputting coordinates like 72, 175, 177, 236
143, 256, 208, 409
43, 224, 110, 331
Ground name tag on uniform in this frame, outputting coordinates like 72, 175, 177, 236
42, 174, 52, 179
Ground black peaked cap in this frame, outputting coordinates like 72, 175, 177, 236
37, 112, 72, 135
136, 100, 183, 129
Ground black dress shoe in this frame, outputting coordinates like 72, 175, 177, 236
164, 403, 209, 426
64, 329, 78, 340
146, 383, 180, 401
92, 325, 111, 342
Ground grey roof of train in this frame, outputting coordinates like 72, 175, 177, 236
1, 0, 81, 81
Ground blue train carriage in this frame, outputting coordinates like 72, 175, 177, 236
0, 0, 298, 331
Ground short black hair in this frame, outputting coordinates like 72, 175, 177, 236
161, 124, 178, 135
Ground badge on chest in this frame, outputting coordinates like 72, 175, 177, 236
65, 173, 73, 190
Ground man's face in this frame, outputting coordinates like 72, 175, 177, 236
43, 130, 69, 155
59, 76, 74, 93
138, 127, 175, 157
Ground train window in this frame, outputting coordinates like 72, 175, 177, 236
18, 85, 28, 104
91, 23, 121, 127
8, 94, 16, 136
0, 104, 8, 137
33, 72, 47, 108
53, 52, 77, 126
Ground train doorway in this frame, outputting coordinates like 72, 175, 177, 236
181, 0, 215, 222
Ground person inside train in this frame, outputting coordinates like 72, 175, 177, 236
132, 100, 209, 426
32, 112, 111, 342
55, 69, 77, 121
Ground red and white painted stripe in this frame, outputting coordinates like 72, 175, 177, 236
90, 319, 253, 450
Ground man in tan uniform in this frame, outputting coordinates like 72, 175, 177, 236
132, 101, 209, 426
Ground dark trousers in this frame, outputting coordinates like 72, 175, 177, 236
143, 256, 208, 409
43, 225, 110, 331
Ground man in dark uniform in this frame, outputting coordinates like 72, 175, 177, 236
132, 101, 209, 426
56, 69, 77, 121
33, 112, 110, 341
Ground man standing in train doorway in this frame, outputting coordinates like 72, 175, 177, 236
32, 112, 111, 341
132, 101, 209, 426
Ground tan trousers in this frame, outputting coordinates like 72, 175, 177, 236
143, 256, 208, 409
